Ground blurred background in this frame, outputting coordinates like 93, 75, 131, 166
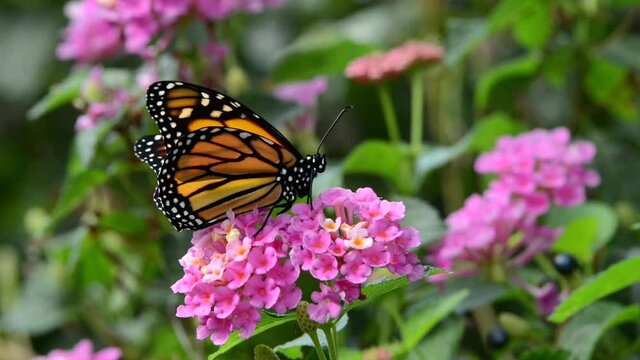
1, 0, 640, 359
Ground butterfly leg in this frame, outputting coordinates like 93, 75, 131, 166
307, 169, 314, 209
253, 202, 292, 237
276, 202, 292, 215
254, 205, 277, 237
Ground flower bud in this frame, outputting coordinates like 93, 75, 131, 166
296, 301, 320, 334
254, 344, 279, 360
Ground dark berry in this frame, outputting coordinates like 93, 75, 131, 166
487, 326, 509, 349
553, 253, 579, 275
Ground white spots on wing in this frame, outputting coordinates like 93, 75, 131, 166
239, 132, 250, 139
201, 92, 209, 99
216, 94, 224, 100
222, 104, 233, 112
263, 138, 274, 145
158, 90, 165, 96
156, 101, 162, 106
210, 110, 222, 117
201, 98, 210, 106
166, 83, 175, 89
230, 101, 240, 108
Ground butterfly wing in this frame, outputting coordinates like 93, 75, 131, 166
146, 81, 301, 157
154, 126, 299, 231
134, 134, 167, 176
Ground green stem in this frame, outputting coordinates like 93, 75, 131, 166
376, 84, 401, 143
322, 324, 338, 360
309, 330, 328, 360
410, 70, 425, 155
330, 324, 339, 360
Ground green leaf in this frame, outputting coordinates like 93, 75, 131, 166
77, 234, 116, 287
415, 134, 473, 182
407, 318, 465, 360
520, 347, 571, 360
343, 140, 412, 192
585, 57, 628, 103
444, 18, 489, 67
512, 1, 552, 49
27, 69, 88, 120
550, 217, 598, 263
489, 0, 540, 31
546, 201, 618, 257
271, 39, 375, 82
549, 257, 640, 322
599, 35, 640, 73
99, 211, 149, 237
391, 195, 445, 245
558, 302, 640, 360
400, 290, 468, 351
475, 52, 542, 109
67, 119, 118, 177
209, 313, 296, 359
347, 267, 438, 312
471, 113, 527, 152
49, 169, 110, 227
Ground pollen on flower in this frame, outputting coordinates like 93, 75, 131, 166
321, 217, 341, 232
226, 228, 240, 242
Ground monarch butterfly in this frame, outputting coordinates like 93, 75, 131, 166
134, 81, 349, 232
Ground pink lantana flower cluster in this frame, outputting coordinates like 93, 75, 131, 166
58, 0, 285, 63
476, 127, 600, 215
33, 339, 121, 360
288, 187, 423, 323
345, 41, 444, 84
171, 211, 301, 345
172, 187, 424, 344
431, 128, 599, 280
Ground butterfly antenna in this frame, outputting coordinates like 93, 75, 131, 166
316, 105, 353, 154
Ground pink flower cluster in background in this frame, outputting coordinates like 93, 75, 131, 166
273, 76, 327, 108
273, 76, 328, 132
74, 67, 148, 131
288, 187, 423, 323
430, 128, 599, 280
345, 41, 444, 84
171, 187, 424, 344
33, 339, 121, 360
58, 0, 285, 63
171, 210, 300, 345
476, 127, 600, 214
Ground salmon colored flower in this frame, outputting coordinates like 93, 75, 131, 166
345, 41, 444, 84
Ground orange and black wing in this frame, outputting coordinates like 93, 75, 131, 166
154, 126, 299, 231
146, 81, 301, 157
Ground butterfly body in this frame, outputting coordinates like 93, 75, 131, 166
135, 81, 326, 231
